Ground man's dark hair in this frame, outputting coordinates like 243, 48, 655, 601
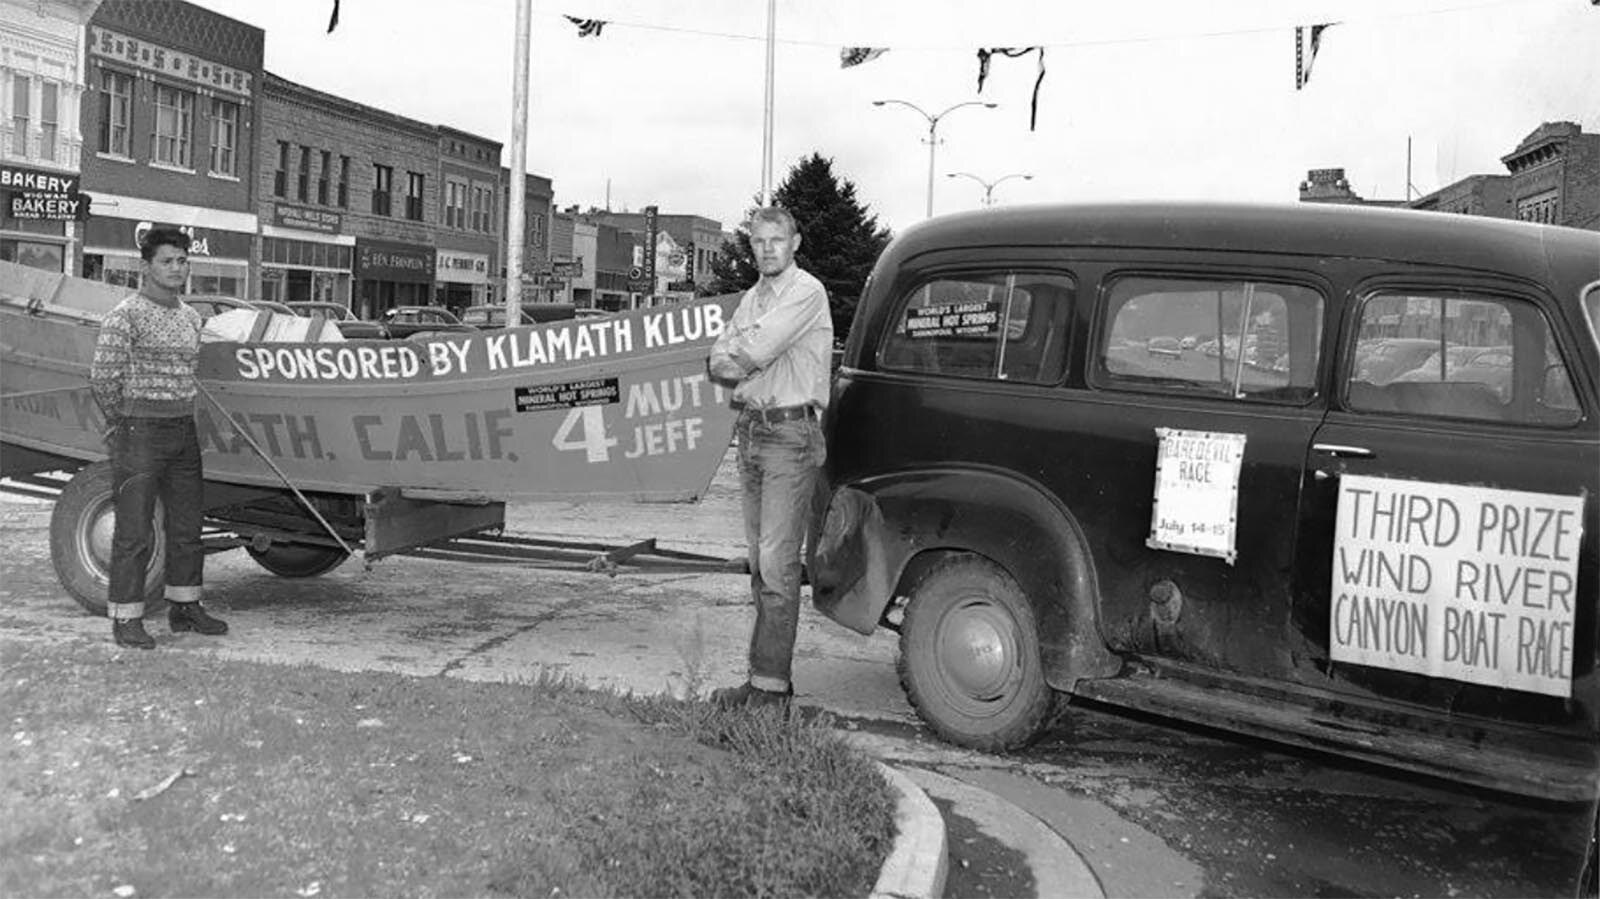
139, 227, 191, 261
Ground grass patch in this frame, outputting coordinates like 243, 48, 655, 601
0, 638, 896, 898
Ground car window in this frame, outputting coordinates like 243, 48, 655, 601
1346, 291, 1579, 425
1585, 282, 1600, 354
879, 271, 1072, 384
1096, 276, 1323, 403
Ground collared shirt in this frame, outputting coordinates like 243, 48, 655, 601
709, 264, 833, 409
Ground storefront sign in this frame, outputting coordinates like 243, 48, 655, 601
1331, 475, 1583, 698
2, 164, 88, 221
436, 249, 489, 284
273, 204, 342, 235
355, 238, 435, 283
84, 216, 252, 259
551, 258, 584, 278
1147, 428, 1247, 564
89, 26, 253, 96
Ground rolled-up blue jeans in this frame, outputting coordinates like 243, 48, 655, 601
737, 411, 826, 691
108, 416, 204, 620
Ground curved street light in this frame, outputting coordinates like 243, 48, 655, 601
947, 172, 1034, 207
872, 99, 998, 218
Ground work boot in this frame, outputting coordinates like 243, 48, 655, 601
112, 618, 156, 650
168, 601, 229, 636
709, 681, 793, 710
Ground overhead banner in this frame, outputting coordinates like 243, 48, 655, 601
1331, 475, 1583, 697
1147, 428, 1247, 564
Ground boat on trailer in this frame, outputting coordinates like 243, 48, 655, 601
0, 260, 742, 613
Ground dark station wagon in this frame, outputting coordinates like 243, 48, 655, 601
813, 202, 1600, 803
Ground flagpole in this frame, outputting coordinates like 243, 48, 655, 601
506, 0, 532, 322
760, 0, 776, 206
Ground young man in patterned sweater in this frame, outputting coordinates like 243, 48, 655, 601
90, 227, 228, 649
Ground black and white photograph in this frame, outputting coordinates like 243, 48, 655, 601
2, 1, 1598, 896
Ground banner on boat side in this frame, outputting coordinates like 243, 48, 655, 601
189, 296, 743, 501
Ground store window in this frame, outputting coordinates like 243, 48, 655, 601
406, 171, 425, 221
372, 164, 392, 216
1, 238, 63, 272
99, 70, 132, 156
297, 145, 311, 201
152, 84, 194, 168
39, 82, 57, 162
317, 150, 331, 205
189, 258, 244, 298
82, 252, 140, 288
208, 98, 238, 177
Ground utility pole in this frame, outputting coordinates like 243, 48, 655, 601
504, 0, 531, 323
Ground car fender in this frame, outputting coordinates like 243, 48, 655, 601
811, 467, 1121, 689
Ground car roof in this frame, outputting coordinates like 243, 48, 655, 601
884, 202, 1600, 297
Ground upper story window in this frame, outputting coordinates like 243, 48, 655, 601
337, 155, 350, 208
446, 179, 467, 229
1345, 291, 1579, 426
372, 164, 393, 216
98, 70, 132, 157
8, 73, 29, 158
151, 83, 194, 169
405, 171, 425, 221
38, 82, 57, 162
273, 141, 288, 197
880, 271, 1074, 385
1095, 276, 1323, 404
317, 150, 331, 205
297, 145, 311, 201
208, 98, 238, 177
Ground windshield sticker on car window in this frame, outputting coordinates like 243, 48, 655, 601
1147, 428, 1247, 564
904, 302, 1002, 340
1331, 475, 1584, 698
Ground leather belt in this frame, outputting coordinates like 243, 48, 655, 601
741, 404, 816, 425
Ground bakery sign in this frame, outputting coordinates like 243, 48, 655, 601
2, 164, 90, 221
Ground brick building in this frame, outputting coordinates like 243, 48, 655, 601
0, 0, 98, 274
499, 166, 553, 303
77, 0, 261, 295
257, 71, 438, 317
1501, 121, 1599, 230
582, 209, 724, 293
1300, 122, 1599, 231
434, 125, 500, 313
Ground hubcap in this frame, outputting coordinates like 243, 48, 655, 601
936, 598, 1018, 705
77, 494, 164, 588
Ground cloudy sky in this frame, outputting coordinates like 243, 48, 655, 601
191, 0, 1600, 234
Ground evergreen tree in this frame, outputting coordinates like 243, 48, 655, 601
706, 153, 893, 337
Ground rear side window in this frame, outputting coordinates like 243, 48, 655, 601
1095, 276, 1324, 403
1346, 292, 1580, 425
879, 272, 1072, 384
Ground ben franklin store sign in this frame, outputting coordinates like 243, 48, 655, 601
2, 164, 89, 221
355, 239, 435, 283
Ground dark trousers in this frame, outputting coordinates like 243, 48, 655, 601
107, 416, 204, 619
736, 413, 826, 690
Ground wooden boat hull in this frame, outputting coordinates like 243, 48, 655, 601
2, 265, 740, 502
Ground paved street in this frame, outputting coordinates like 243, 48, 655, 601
0, 455, 1593, 897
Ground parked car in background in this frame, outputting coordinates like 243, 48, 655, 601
183, 295, 257, 321
285, 301, 387, 339
460, 302, 579, 330
380, 305, 474, 339
815, 201, 1599, 805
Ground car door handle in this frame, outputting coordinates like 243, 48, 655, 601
1313, 443, 1375, 459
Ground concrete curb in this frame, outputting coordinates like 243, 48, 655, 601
905, 767, 1105, 899
871, 762, 949, 899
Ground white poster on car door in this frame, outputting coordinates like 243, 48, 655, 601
1147, 428, 1247, 564
1330, 474, 1584, 697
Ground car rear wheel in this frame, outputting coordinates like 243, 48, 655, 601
49, 461, 165, 616
245, 542, 350, 578
897, 553, 1053, 751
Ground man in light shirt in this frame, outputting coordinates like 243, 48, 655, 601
707, 207, 833, 708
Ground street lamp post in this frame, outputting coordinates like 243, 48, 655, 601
873, 99, 998, 217
946, 172, 1034, 206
